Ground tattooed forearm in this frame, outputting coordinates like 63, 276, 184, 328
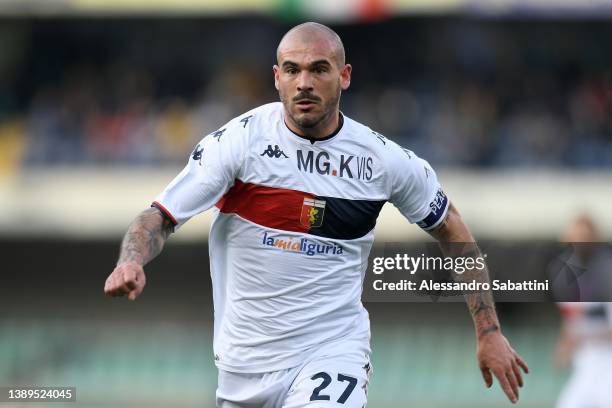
429, 203, 500, 338
464, 284, 499, 337
471, 299, 494, 316
117, 208, 173, 266
480, 324, 500, 336
453, 252, 500, 337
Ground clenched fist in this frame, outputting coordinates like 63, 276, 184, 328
104, 261, 146, 301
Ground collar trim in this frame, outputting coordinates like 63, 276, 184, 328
284, 113, 344, 145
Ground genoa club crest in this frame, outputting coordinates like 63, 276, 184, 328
300, 197, 326, 228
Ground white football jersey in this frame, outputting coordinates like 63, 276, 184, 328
153, 102, 449, 373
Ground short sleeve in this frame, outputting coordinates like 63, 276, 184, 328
152, 118, 249, 230
388, 144, 449, 231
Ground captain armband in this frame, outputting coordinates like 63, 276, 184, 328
416, 188, 449, 231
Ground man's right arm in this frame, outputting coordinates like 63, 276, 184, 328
104, 207, 173, 300
104, 113, 251, 300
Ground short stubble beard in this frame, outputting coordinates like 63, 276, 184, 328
280, 85, 342, 136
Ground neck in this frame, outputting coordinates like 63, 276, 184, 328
286, 110, 341, 140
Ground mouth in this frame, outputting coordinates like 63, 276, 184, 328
295, 100, 318, 110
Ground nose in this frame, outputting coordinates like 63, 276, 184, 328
297, 71, 314, 92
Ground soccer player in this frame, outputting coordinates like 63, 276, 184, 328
554, 216, 612, 408
104, 22, 528, 407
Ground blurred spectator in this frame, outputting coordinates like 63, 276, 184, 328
553, 216, 612, 408
1, 18, 611, 168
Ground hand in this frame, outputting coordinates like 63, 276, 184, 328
477, 331, 529, 403
104, 261, 146, 301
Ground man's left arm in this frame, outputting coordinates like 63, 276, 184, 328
429, 202, 529, 404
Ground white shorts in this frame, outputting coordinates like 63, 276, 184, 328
216, 341, 372, 408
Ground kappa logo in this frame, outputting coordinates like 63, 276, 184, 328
211, 128, 226, 142
300, 197, 326, 228
240, 115, 253, 128
260, 144, 289, 158
372, 130, 386, 145
191, 144, 203, 165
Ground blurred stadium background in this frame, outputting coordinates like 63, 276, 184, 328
1, 0, 612, 406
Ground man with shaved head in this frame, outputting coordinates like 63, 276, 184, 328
105, 22, 528, 406
275, 22, 350, 140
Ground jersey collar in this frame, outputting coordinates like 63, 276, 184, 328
283, 112, 344, 145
